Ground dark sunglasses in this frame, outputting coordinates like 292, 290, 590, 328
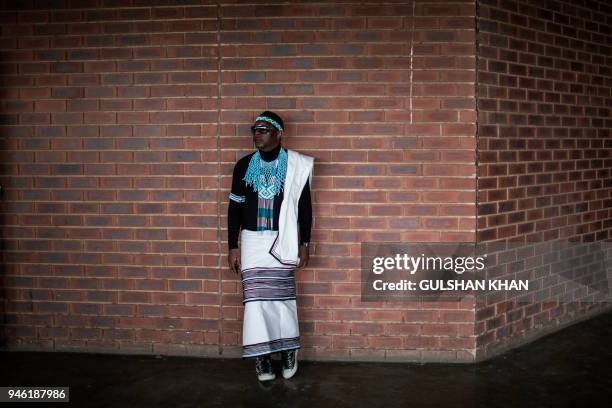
250, 125, 273, 134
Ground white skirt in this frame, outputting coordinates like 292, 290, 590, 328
240, 229, 300, 358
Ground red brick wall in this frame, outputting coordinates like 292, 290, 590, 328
475, 0, 612, 359
0, 0, 479, 362
218, 0, 478, 362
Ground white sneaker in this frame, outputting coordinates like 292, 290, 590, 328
255, 355, 275, 382
281, 349, 298, 379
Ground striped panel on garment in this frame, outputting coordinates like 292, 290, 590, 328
241, 267, 296, 303
229, 192, 245, 203
256, 195, 274, 231
243, 336, 300, 358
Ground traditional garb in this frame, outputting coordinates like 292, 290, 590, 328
228, 144, 314, 357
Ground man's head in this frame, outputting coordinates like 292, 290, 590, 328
251, 111, 284, 151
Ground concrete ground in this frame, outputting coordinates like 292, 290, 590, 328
2, 311, 612, 408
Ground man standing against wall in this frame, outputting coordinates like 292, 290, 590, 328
227, 111, 314, 381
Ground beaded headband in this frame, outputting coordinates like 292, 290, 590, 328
255, 115, 283, 132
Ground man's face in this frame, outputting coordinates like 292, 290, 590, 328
252, 120, 281, 151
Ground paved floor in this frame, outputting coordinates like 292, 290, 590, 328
2, 311, 612, 408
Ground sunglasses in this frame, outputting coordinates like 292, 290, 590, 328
250, 125, 273, 135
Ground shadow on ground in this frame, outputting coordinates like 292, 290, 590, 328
2, 311, 612, 408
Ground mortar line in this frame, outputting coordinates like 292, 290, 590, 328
215, 1, 224, 356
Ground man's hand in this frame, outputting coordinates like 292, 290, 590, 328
297, 245, 309, 268
228, 248, 241, 274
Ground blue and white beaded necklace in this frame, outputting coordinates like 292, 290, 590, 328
243, 146, 288, 232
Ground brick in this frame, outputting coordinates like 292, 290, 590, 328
2, 0, 605, 365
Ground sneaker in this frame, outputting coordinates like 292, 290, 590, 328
255, 354, 275, 382
281, 349, 298, 379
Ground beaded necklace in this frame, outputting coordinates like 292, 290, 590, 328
243, 147, 288, 231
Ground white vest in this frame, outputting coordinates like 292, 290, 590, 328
268, 149, 314, 266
